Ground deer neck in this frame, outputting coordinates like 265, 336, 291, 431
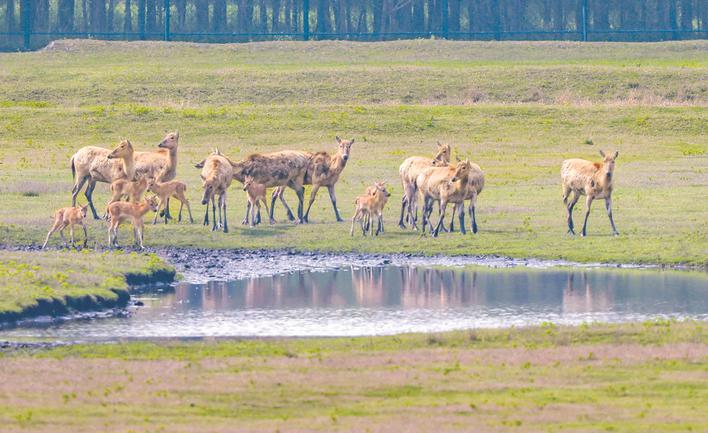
137, 202, 152, 216
332, 152, 347, 173
595, 164, 612, 187
162, 147, 178, 179
121, 153, 136, 181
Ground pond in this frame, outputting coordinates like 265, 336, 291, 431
2, 265, 707, 340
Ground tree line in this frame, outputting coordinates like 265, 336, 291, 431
1, 0, 706, 49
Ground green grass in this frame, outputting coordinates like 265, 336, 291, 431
0, 40, 706, 266
0, 250, 173, 316
1, 322, 706, 432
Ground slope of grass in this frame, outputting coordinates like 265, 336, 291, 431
0, 250, 174, 318
1, 322, 706, 432
0, 40, 706, 265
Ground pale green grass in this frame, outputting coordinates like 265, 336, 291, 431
0, 322, 706, 432
0, 250, 172, 315
0, 40, 706, 265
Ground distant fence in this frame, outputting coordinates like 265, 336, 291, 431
1, 0, 707, 51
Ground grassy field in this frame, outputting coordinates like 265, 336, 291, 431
0, 40, 706, 265
0, 250, 173, 318
0, 321, 706, 432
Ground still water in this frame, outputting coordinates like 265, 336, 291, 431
3, 266, 708, 339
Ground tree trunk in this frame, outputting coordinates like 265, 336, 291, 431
272, 0, 281, 32
83, 0, 90, 32
592, 0, 609, 30
146, 0, 156, 33
552, 0, 563, 33
679, 0, 693, 30
412, 0, 424, 33
90, 0, 106, 32
213, 0, 227, 31
258, 0, 267, 32
5, 0, 15, 33
124, 0, 132, 32
449, 0, 460, 35
668, 0, 679, 39
316, 0, 329, 34
196, 0, 209, 32
137, 0, 146, 37
34, 0, 49, 31
58, 0, 75, 32
175, 0, 186, 30
107, 0, 115, 31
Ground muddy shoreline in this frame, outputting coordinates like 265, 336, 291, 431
152, 246, 691, 285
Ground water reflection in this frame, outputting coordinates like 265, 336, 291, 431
2, 266, 707, 339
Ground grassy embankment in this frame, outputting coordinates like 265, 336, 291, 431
0, 40, 706, 265
0, 250, 174, 320
0, 321, 706, 432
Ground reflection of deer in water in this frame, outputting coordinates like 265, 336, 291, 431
562, 272, 613, 314
352, 267, 385, 306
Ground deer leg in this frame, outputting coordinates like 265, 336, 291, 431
71, 175, 89, 206
84, 180, 100, 220
567, 191, 580, 235
69, 224, 76, 248
434, 201, 448, 237
458, 202, 467, 235
243, 201, 252, 225
42, 221, 62, 249
222, 193, 229, 233
261, 198, 270, 225
58, 223, 69, 248
203, 198, 210, 226
211, 196, 218, 231
185, 199, 194, 224
398, 191, 408, 229
326, 185, 344, 222
605, 196, 619, 236
350, 208, 360, 236
295, 186, 305, 224
164, 198, 169, 224
177, 195, 184, 223
581, 195, 594, 237
303, 184, 320, 223
81, 223, 88, 247
250, 201, 258, 227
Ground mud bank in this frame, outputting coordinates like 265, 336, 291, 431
154, 247, 670, 285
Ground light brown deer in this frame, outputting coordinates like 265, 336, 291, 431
241, 175, 270, 227
70, 132, 179, 220
449, 161, 485, 234
398, 142, 452, 229
350, 182, 392, 237
108, 176, 150, 205
71, 139, 136, 219
41, 205, 89, 249
147, 179, 193, 224
200, 152, 234, 233
106, 196, 159, 249
416, 160, 473, 237
561, 150, 619, 237
271, 137, 354, 223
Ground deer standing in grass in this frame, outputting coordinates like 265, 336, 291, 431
271, 137, 354, 223
449, 161, 485, 234
398, 142, 452, 229
71, 132, 179, 220
108, 176, 150, 205
416, 160, 473, 237
227, 150, 310, 224
106, 196, 159, 249
200, 151, 234, 233
41, 205, 89, 249
561, 150, 619, 237
147, 179, 194, 224
241, 176, 270, 227
350, 182, 392, 237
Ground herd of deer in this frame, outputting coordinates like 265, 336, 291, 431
41, 131, 620, 249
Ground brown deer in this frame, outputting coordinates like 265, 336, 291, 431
106, 196, 159, 249
350, 182, 392, 237
241, 175, 270, 227
70, 132, 179, 220
416, 160, 473, 237
200, 151, 234, 232
561, 150, 619, 237
147, 179, 194, 224
41, 205, 89, 249
449, 161, 485, 234
108, 176, 150, 205
228, 150, 311, 224
398, 142, 452, 229
271, 137, 354, 223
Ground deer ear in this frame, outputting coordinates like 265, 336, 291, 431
335, 136, 342, 143
175, 131, 179, 139
200, 174, 206, 180
613, 151, 619, 159
599, 150, 606, 157
349, 138, 354, 145
437, 141, 442, 147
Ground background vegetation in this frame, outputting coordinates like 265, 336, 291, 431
0, 40, 706, 265
1, 0, 707, 51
